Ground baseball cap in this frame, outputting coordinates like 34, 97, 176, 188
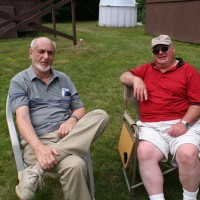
151, 35, 172, 48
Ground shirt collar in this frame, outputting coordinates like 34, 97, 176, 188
151, 58, 185, 67
176, 58, 184, 67
28, 66, 59, 81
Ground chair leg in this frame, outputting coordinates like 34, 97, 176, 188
85, 151, 95, 200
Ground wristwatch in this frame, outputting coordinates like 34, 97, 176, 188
71, 115, 79, 122
181, 120, 191, 129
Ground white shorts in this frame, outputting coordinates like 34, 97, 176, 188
136, 119, 200, 166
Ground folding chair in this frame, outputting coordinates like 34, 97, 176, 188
118, 86, 177, 196
6, 95, 95, 200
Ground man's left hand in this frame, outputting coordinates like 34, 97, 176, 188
56, 118, 77, 138
168, 121, 188, 137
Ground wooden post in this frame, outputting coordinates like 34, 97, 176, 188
71, 0, 77, 46
51, 1, 56, 40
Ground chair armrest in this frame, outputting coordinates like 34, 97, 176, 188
124, 86, 140, 120
124, 112, 136, 127
6, 95, 25, 172
124, 112, 139, 141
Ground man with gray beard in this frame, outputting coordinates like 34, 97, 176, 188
8, 37, 109, 200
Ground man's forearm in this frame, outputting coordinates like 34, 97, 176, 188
119, 71, 135, 87
16, 106, 42, 151
71, 107, 87, 121
182, 105, 200, 126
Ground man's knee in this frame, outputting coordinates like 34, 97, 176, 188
137, 141, 164, 163
176, 144, 199, 166
90, 109, 109, 123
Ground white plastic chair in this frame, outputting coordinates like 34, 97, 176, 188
6, 95, 95, 200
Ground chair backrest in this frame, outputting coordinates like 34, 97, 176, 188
124, 86, 140, 121
6, 95, 95, 200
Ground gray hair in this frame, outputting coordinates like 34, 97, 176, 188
30, 37, 56, 51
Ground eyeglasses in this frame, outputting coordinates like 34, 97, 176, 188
152, 46, 169, 54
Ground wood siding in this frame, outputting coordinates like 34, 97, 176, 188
0, 6, 17, 38
145, 0, 200, 44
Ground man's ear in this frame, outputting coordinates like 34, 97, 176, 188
29, 48, 32, 58
171, 45, 175, 54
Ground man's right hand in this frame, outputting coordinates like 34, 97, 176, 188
35, 143, 60, 170
120, 71, 148, 101
133, 76, 148, 101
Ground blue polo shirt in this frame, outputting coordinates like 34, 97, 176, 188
9, 66, 84, 136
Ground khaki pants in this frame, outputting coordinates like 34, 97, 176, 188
20, 109, 109, 200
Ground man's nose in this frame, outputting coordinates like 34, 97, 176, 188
43, 52, 49, 58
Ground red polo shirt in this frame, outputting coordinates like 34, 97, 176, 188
129, 58, 200, 122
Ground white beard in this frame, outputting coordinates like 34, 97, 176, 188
36, 64, 51, 72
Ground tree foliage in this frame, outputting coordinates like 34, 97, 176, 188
137, 0, 146, 24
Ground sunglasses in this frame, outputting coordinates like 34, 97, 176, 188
152, 45, 169, 54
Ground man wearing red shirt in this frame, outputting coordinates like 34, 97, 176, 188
120, 35, 200, 200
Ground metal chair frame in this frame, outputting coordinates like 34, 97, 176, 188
6, 95, 95, 200
120, 86, 177, 196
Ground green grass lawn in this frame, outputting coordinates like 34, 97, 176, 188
0, 21, 200, 200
